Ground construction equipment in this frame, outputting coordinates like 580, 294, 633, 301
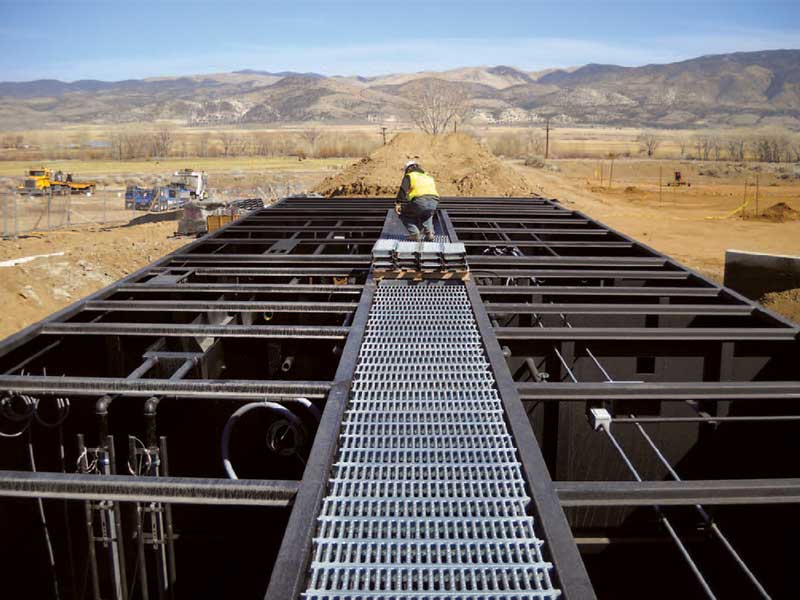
125, 170, 208, 212
666, 170, 691, 187
17, 167, 97, 195
170, 169, 208, 200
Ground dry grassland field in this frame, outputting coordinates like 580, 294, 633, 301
1, 126, 799, 339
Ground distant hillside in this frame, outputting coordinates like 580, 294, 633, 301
1, 50, 799, 130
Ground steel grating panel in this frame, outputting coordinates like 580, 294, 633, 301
303, 282, 561, 599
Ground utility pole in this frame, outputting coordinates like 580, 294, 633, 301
381, 126, 387, 146
545, 118, 550, 159
755, 174, 759, 217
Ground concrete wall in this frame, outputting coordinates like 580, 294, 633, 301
724, 249, 800, 299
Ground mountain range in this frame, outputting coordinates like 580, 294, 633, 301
1, 49, 799, 130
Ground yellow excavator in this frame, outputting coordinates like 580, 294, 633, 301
17, 167, 97, 195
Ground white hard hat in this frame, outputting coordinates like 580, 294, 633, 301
404, 160, 419, 171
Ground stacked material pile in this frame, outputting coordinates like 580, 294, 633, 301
371, 240, 468, 275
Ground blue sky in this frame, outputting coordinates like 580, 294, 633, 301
1, 0, 799, 81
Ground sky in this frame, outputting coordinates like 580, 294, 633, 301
0, 0, 799, 82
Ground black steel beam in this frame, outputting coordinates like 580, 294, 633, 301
479, 285, 721, 297
496, 327, 798, 341
41, 323, 350, 339
265, 275, 378, 600
84, 300, 359, 313
555, 479, 800, 506
485, 303, 752, 316
0, 376, 331, 399
517, 381, 800, 402
0, 470, 299, 506
464, 280, 596, 599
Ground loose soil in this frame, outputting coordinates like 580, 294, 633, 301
760, 202, 800, 222
315, 132, 535, 197
0, 222, 186, 338
761, 288, 800, 324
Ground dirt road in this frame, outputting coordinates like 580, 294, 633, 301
513, 158, 800, 282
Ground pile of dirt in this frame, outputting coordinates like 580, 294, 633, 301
761, 202, 800, 222
314, 132, 535, 197
761, 288, 800, 324
0, 222, 186, 338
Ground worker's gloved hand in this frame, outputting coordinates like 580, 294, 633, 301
394, 203, 402, 215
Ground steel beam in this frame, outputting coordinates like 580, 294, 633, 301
517, 381, 800, 402
496, 327, 798, 341
41, 323, 350, 339
0, 376, 331, 399
85, 300, 358, 313
485, 303, 752, 316
555, 479, 800, 506
0, 471, 299, 506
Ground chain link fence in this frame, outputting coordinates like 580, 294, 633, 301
1, 190, 136, 238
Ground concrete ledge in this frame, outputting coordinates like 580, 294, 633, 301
724, 249, 800, 299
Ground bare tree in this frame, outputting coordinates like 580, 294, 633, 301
637, 131, 661, 158
676, 137, 689, 158
409, 80, 469, 135
750, 133, 790, 163
726, 137, 746, 162
151, 127, 174, 158
709, 136, 723, 161
219, 131, 242, 157
195, 132, 210, 158
526, 130, 545, 155
300, 128, 322, 156
693, 135, 712, 161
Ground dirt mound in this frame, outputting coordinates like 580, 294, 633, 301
761, 202, 800, 222
314, 132, 535, 197
761, 288, 800, 324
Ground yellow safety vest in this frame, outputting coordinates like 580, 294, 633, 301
407, 171, 438, 201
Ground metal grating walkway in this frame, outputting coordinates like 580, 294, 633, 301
303, 280, 561, 599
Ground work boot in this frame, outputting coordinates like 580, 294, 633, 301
424, 231, 435, 242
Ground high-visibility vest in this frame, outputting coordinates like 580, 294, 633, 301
407, 171, 438, 201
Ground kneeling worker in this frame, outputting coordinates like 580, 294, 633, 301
395, 161, 439, 241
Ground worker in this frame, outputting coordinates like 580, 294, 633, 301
395, 161, 439, 241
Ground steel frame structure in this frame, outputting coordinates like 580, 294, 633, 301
0, 195, 797, 599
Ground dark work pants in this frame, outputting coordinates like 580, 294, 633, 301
399, 196, 438, 240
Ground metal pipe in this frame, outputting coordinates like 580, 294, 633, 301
631, 418, 771, 599
77, 434, 102, 600
601, 425, 717, 599
281, 356, 295, 373
27, 431, 61, 600
168, 358, 195, 381
159, 437, 177, 600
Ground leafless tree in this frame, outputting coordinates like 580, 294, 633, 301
219, 131, 242, 157
151, 127, 174, 158
709, 136, 723, 161
526, 130, 545, 155
726, 137, 746, 162
301, 128, 322, 155
409, 80, 469, 135
195, 132, 210, 158
749, 134, 790, 163
693, 135, 712, 161
637, 132, 661, 158
676, 137, 689, 158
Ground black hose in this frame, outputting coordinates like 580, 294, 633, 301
221, 401, 302, 480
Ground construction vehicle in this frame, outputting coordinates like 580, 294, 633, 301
124, 169, 209, 212
16, 167, 97, 195
666, 170, 691, 187
170, 169, 208, 200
